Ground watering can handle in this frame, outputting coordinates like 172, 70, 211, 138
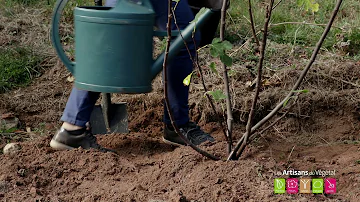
51, 0, 75, 74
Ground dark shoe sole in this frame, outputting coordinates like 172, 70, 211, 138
162, 137, 185, 147
50, 139, 117, 153
50, 139, 75, 150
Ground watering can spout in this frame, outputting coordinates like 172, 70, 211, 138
151, 8, 214, 80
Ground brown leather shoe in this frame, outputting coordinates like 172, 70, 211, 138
50, 127, 114, 152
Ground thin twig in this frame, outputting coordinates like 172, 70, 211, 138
227, 0, 344, 160
272, 0, 283, 10
266, 110, 310, 118
250, 111, 288, 142
163, 0, 219, 161
287, 145, 296, 163
194, 46, 228, 143
231, 0, 275, 160
171, 9, 195, 65
220, 0, 233, 154
249, 97, 299, 143
269, 21, 342, 30
248, 0, 260, 47
308, 71, 360, 88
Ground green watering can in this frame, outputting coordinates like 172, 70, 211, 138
51, 0, 215, 93
51, 0, 215, 134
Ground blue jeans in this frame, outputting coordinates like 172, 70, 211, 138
61, 0, 200, 127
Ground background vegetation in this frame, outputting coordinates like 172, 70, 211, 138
0, 0, 359, 93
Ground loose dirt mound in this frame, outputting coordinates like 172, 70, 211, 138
1, 54, 360, 201
0, 126, 359, 201
1, 8, 360, 199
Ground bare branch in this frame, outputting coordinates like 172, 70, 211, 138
272, 0, 282, 10
220, 0, 233, 154
249, 98, 298, 142
248, 0, 260, 47
270, 21, 342, 29
194, 44, 229, 144
227, 0, 344, 160
229, 0, 275, 160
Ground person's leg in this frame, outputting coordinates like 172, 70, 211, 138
50, 87, 110, 151
105, 0, 195, 125
60, 87, 100, 129
150, 0, 215, 146
150, 0, 198, 126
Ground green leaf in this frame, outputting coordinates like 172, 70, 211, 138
210, 46, 220, 57
292, 89, 309, 93
206, 90, 227, 101
190, 7, 207, 23
212, 38, 221, 44
296, 0, 319, 13
220, 54, 233, 67
311, 3, 319, 12
183, 72, 193, 86
222, 40, 233, 50
209, 39, 233, 59
283, 97, 292, 107
209, 62, 218, 75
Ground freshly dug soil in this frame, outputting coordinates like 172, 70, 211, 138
0, 122, 359, 201
0, 38, 360, 202
1, 2, 360, 201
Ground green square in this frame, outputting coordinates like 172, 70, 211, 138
312, 179, 324, 193
274, 178, 285, 194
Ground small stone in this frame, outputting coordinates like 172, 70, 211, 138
0, 115, 19, 130
338, 109, 344, 116
0, 181, 8, 192
17, 169, 26, 177
3, 143, 21, 154
215, 178, 223, 184
30, 187, 38, 196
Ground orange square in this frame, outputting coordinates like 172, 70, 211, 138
300, 178, 311, 193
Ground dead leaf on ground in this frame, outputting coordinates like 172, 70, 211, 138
67, 76, 75, 82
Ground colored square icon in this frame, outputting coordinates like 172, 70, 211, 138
312, 178, 324, 193
325, 178, 336, 194
286, 178, 298, 194
299, 178, 311, 193
274, 178, 285, 194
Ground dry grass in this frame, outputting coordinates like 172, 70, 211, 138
0, 4, 54, 56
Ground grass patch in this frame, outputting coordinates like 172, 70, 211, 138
4, 0, 39, 7
227, 0, 360, 55
0, 47, 43, 93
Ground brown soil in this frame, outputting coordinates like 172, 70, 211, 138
1, 58, 359, 201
